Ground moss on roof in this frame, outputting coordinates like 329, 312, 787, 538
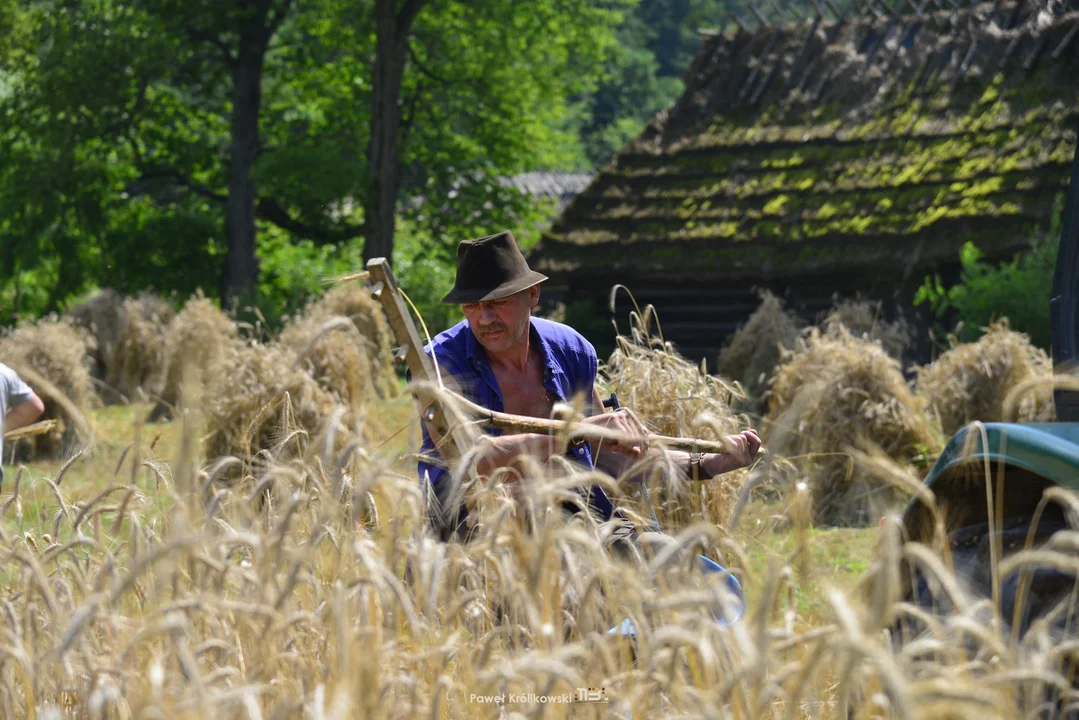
531, 1, 1079, 282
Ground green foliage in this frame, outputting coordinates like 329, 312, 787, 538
256, 227, 360, 329
579, 0, 734, 167
0, 0, 759, 326
254, 221, 466, 335
391, 228, 464, 335
580, 24, 683, 166
914, 207, 1062, 350
0, 0, 626, 324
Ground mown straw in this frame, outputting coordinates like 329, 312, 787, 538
601, 291, 751, 528
717, 290, 804, 404
278, 285, 397, 406
151, 294, 240, 421
108, 293, 175, 402
819, 297, 911, 360
201, 342, 358, 466
68, 289, 177, 404
4, 403, 1079, 719
916, 321, 1055, 436
766, 326, 941, 526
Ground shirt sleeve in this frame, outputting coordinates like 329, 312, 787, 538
1, 365, 34, 409
577, 337, 599, 401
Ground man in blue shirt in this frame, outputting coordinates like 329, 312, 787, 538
418, 231, 761, 542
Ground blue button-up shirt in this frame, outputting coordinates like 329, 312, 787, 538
417, 317, 615, 536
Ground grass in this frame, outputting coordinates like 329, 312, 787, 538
737, 501, 876, 626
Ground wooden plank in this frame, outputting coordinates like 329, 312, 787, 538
750, 54, 785, 104
749, 3, 772, 30
1004, 0, 1026, 30
925, 37, 957, 93
863, 17, 898, 67
766, 0, 787, 26
874, 9, 929, 93
729, 10, 750, 33
899, 0, 922, 16
1052, 20, 1079, 60
958, 37, 979, 77
780, 16, 824, 94
1022, 34, 1047, 72
738, 31, 780, 103
4, 419, 57, 442
790, 15, 850, 95
999, 34, 1022, 71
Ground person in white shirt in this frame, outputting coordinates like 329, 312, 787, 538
0, 362, 45, 488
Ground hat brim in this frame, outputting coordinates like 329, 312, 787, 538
441, 271, 548, 304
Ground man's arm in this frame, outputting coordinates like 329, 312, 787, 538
421, 381, 650, 481
6, 392, 45, 432
3, 363, 45, 434
587, 385, 761, 479
415, 369, 555, 480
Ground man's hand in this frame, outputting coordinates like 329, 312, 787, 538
725, 429, 761, 469
700, 428, 762, 477
582, 408, 650, 460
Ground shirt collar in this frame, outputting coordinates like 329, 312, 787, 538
464, 318, 564, 376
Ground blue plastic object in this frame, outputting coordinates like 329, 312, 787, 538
608, 555, 746, 636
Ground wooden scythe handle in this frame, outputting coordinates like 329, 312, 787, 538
365, 258, 479, 475
409, 383, 736, 455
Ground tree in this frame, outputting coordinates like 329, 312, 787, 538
364, 0, 425, 264
1, 0, 624, 318
580, 0, 733, 167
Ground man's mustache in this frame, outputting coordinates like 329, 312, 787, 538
480, 324, 506, 334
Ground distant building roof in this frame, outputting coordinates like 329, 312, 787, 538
530, 0, 1078, 285
502, 172, 594, 208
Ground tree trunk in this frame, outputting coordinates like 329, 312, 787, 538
222, 37, 266, 305
364, 0, 423, 265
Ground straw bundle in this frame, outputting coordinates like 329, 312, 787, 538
0, 317, 96, 458
202, 342, 350, 464
604, 306, 745, 440
717, 290, 804, 402
819, 297, 910, 360
150, 294, 240, 421
766, 326, 941, 526
66, 289, 123, 388
916, 321, 1055, 436
278, 285, 397, 406
107, 293, 174, 402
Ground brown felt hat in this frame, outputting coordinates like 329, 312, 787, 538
441, 231, 548, 304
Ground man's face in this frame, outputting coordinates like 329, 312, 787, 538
461, 286, 540, 355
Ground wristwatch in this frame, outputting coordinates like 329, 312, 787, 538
690, 452, 704, 481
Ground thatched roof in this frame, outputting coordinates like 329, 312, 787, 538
530, 0, 1078, 285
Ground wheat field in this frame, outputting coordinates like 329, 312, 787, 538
1, 290, 1077, 719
